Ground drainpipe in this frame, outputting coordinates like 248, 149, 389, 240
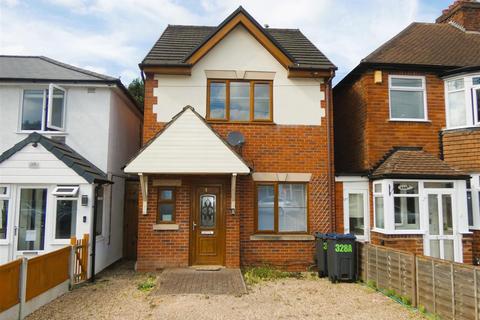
90, 184, 100, 282
325, 70, 336, 233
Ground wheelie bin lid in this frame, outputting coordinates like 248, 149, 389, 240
334, 233, 356, 240
314, 232, 324, 238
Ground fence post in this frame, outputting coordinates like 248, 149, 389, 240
450, 264, 455, 319
411, 253, 417, 308
474, 269, 478, 320
69, 244, 75, 288
432, 259, 436, 315
17, 257, 28, 320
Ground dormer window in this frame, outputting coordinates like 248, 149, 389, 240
21, 84, 66, 132
207, 80, 272, 122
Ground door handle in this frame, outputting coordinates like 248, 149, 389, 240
192, 222, 197, 231
14, 226, 18, 236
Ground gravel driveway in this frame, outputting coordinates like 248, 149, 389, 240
27, 261, 424, 320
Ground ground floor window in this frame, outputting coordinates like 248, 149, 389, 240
467, 175, 480, 228
373, 183, 384, 229
157, 187, 176, 223
95, 187, 104, 236
55, 199, 77, 239
256, 182, 307, 233
0, 200, 8, 239
393, 182, 420, 230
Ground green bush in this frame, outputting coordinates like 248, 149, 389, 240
386, 289, 396, 297
138, 275, 156, 292
419, 305, 427, 314
366, 280, 377, 289
401, 295, 411, 306
243, 266, 301, 285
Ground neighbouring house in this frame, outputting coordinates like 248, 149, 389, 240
0, 56, 143, 275
124, 7, 336, 271
333, 0, 480, 264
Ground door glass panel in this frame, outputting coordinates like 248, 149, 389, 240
0, 200, 8, 239
18, 189, 47, 251
428, 194, 440, 235
257, 185, 274, 231
430, 240, 440, 259
444, 240, 454, 261
348, 193, 364, 236
442, 195, 453, 235
200, 195, 216, 228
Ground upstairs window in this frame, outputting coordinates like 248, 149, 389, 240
207, 80, 272, 122
389, 76, 427, 121
445, 75, 480, 129
21, 84, 66, 131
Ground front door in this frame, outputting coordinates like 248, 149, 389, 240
425, 191, 458, 261
192, 185, 224, 265
15, 188, 48, 257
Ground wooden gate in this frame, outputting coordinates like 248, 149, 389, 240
123, 180, 139, 260
70, 234, 89, 284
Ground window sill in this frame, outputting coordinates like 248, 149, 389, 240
16, 131, 68, 135
153, 224, 179, 231
442, 125, 480, 133
388, 119, 431, 124
250, 234, 314, 241
207, 120, 275, 125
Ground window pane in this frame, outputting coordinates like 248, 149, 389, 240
95, 188, 104, 236
374, 184, 382, 193
160, 189, 173, 200
348, 193, 364, 236
257, 185, 274, 231
0, 200, 8, 239
159, 204, 174, 222
55, 200, 77, 239
394, 196, 420, 230
476, 89, 480, 123
391, 77, 423, 88
22, 90, 44, 130
442, 195, 453, 235
429, 194, 440, 235
444, 240, 454, 261
473, 77, 480, 85
430, 240, 440, 259
278, 184, 307, 232
447, 79, 464, 91
390, 90, 424, 119
0, 187, 7, 195
200, 195, 216, 227
18, 189, 47, 250
50, 88, 65, 129
209, 82, 226, 119
447, 90, 466, 127
394, 182, 418, 194
375, 196, 384, 229
254, 83, 270, 120
467, 191, 473, 227
230, 82, 250, 121
424, 182, 454, 188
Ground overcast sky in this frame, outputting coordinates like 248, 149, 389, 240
0, 0, 453, 85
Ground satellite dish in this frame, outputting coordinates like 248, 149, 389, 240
227, 131, 245, 147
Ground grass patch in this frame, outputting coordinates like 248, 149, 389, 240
243, 265, 302, 285
137, 275, 156, 292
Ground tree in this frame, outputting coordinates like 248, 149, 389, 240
128, 78, 144, 107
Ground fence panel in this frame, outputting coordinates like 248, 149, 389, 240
26, 246, 70, 301
71, 234, 89, 284
0, 259, 21, 312
453, 264, 477, 320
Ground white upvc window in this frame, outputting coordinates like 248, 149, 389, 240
373, 182, 385, 230
444, 74, 480, 129
467, 174, 480, 229
389, 75, 428, 121
20, 84, 66, 132
393, 181, 420, 230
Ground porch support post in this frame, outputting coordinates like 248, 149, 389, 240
230, 173, 237, 214
139, 173, 148, 215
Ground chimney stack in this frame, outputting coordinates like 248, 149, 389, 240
436, 0, 480, 32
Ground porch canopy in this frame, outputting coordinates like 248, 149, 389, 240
370, 147, 469, 180
124, 106, 250, 213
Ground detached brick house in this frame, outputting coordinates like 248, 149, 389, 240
334, 0, 480, 264
125, 7, 336, 271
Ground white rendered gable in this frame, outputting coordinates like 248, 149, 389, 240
124, 107, 250, 174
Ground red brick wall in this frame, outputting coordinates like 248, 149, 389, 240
335, 182, 344, 233
462, 233, 474, 265
334, 70, 446, 173
137, 73, 334, 271
437, 1, 480, 32
443, 128, 480, 172
473, 230, 480, 265
370, 232, 424, 255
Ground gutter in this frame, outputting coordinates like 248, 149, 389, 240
325, 69, 336, 233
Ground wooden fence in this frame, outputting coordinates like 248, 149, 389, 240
0, 259, 22, 313
71, 234, 89, 284
358, 243, 480, 320
26, 246, 70, 301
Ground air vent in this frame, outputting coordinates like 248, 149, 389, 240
50, 136, 66, 144
87, 88, 96, 93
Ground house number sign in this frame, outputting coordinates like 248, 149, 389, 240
398, 184, 414, 191
201, 230, 214, 235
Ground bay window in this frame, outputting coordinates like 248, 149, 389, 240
445, 75, 480, 129
256, 183, 307, 233
20, 84, 66, 131
389, 76, 427, 121
373, 182, 385, 229
467, 175, 480, 229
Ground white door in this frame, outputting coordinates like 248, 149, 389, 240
424, 191, 459, 262
344, 189, 369, 241
14, 187, 48, 258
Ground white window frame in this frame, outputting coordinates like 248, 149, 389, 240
344, 184, 369, 242
19, 84, 67, 133
0, 185, 10, 244
473, 84, 480, 126
52, 186, 79, 197
373, 181, 386, 231
52, 197, 78, 242
467, 174, 480, 230
388, 75, 428, 122
444, 73, 480, 129
393, 181, 421, 230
